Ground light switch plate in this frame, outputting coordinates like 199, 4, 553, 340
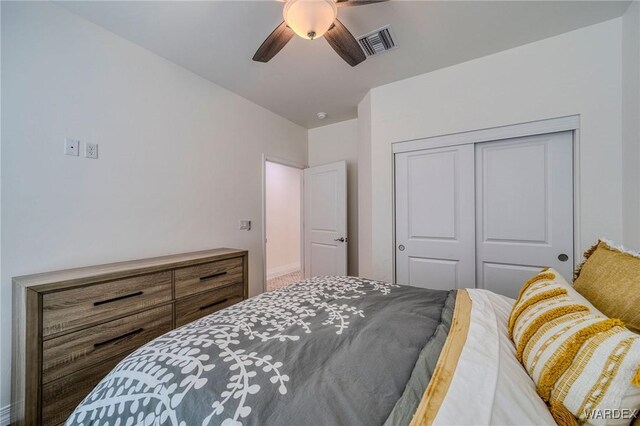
64, 138, 80, 156
85, 143, 98, 159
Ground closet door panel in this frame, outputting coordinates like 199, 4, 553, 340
481, 142, 548, 243
475, 131, 574, 298
406, 151, 457, 240
395, 145, 475, 289
408, 257, 459, 291
481, 262, 545, 299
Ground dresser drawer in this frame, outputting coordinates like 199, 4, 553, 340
42, 304, 172, 384
175, 284, 243, 327
174, 257, 243, 299
42, 271, 172, 336
42, 355, 126, 426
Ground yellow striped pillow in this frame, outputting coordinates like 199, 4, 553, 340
509, 268, 640, 425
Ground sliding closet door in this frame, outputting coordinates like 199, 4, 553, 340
475, 132, 573, 298
395, 145, 475, 290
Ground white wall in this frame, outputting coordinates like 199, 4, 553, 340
357, 95, 373, 279
0, 1, 307, 410
622, 1, 640, 251
265, 162, 302, 279
308, 119, 359, 276
358, 18, 624, 282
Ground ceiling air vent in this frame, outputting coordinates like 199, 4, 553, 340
357, 26, 397, 57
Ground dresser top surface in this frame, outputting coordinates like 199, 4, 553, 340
13, 248, 247, 291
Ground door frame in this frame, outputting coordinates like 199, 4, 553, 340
391, 114, 581, 284
261, 155, 307, 293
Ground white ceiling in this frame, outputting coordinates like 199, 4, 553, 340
59, 0, 630, 128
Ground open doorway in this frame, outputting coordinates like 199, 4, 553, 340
264, 160, 303, 291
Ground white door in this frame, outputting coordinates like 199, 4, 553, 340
475, 132, 573, 298
395, 145, 476, 290
303, 161, 347, 277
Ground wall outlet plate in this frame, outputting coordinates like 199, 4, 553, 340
85, 142, 98, 159
239, 220, 251, 231
64, 138, 80, 156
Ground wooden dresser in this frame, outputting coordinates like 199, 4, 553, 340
12, 248, 248, 426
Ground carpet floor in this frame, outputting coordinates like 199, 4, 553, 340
267, 270, 301, 291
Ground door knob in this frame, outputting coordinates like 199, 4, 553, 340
558, 253, 569, 262
398, 245, 405, 251
334, 237, 346, 243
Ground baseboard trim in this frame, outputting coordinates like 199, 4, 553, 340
0, 404, 11, 426
267, 263, 300, 280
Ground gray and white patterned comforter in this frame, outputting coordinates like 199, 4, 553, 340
66, 276, 455, 426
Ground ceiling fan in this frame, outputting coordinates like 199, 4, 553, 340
253, 0, 388, 67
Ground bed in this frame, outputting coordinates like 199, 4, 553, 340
65, 276, 555, 425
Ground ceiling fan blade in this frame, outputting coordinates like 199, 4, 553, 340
324, 19, 366, 67
253, 21, 295, 63
336, 0, 388, 7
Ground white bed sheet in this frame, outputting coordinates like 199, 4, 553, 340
433, 289, 556, 426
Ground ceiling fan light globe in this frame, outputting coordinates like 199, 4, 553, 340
283, 0, 338, 40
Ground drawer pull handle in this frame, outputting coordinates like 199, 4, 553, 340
94, 328, 144, 348
200, 298, 229, 311
200, 271, 227, 282
94, 291, 144, 306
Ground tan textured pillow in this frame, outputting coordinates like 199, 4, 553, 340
574, 240, 640, 333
